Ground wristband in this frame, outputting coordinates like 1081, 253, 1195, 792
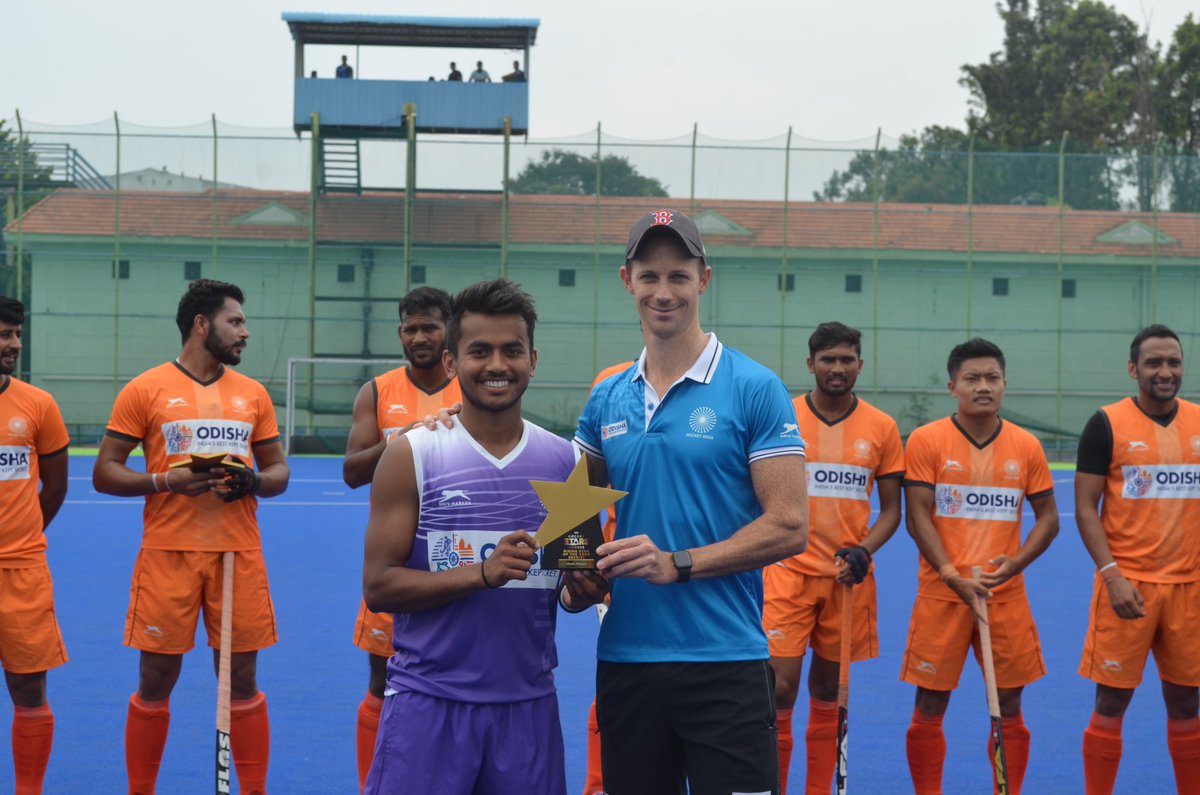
150, 473, 161, 494
558, 588, 589, 614
480, 563, 498, 590
1100, 562, 1122, 583
938, 563, 958, 582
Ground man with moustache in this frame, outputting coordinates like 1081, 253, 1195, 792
762, 321, 904, 794
343, 286, 462, 791
1077, 324, 1200, 794
93, 279, 290, 795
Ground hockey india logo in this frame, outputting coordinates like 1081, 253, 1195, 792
688, 406, 717, 435
854, 439, 872, 458
7, 416, 27, 435
1192, 436, 1200, 455
1124, 467, 1153, 498
1004, 459, 1020, 479
935, 486, 964, 516
231, 395, 249, 411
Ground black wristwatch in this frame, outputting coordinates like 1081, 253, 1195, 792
671, 550, 693, 583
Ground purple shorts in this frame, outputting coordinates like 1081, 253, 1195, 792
364, 688, 566, 795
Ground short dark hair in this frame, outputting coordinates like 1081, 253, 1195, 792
947, 337, 1006, 379
0, 296, 25, 326
175, 279, 245, 344
808, 321, 862, 357
446, 278, 537, 356
398, 286, 451, 322
1130, 324, 1181, 364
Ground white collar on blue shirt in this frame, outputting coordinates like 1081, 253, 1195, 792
631, 332, 724, 389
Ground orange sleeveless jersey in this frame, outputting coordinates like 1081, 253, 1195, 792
373, 367, 462, 441
780, 394, 904, 577
1098, 397, 1200, 582
0, 377, 69, 566
106, 362, 280, 552
905, 417, 1053, 602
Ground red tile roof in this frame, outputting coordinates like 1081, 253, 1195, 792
6, 189, 1199, 260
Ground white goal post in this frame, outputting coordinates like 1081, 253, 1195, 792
284, 356, 406, 454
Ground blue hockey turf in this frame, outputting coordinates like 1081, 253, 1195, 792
2, 458, 1174, 793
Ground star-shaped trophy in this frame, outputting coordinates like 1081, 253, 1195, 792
530, 456, 627, 570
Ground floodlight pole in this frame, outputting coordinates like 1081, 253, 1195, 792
308, 112, 320, 433
113, 111, 122, 398
501, 116, 511, 278
404, 103, 416, 294
592, 122, 602, 378
1056, 131, 1067, 452
15, 109, 24, 306
211, 113, 219, 277
966, 134, 976, 336
780, 126, 792, 378
870, 128, 881, 402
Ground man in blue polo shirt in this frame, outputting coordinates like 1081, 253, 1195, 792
573, 209, 809, 795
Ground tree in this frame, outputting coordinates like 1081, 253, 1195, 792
510, 149, 668, 196
1, 121, 52, 297
1157, 14, 1200, 210
815, 127, 971, 203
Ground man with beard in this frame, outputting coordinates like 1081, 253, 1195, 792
0, 296, 69, 794
1077, 324, 1200, 794
342, 286, 461, 790
762, 321, 904, 794
362, 278, 605, 794
93, 279, 289, 794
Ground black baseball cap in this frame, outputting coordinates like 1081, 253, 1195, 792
625, 210, 707, 264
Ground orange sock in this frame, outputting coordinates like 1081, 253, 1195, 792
584, 699, 604, 795
775, 707, 793, 795
1082, 712, 1122, 795
12, 703, 53, 795
990, 713, 1030, 795
1167, 717, 1200, 795
356, 693, 383, 792
804, 700, 838, 795
906, 708, 946, 795
230, 692, 270, 795
125, 694, 170, 795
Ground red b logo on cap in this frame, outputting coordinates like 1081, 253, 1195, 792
651, 210, 673, 226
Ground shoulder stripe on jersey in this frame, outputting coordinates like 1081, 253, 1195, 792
252, 436, 282, 448
877, 470, 905, 480
40, 444, 69, 459
903, 479, 934, 490
748, 446, 806, 463
105, 429, 141, 444
1027, 489, 1055, 502
574, 437, 604, 459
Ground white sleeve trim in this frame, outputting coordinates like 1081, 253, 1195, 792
748, 446, 807, 464
573, 436, 605, 460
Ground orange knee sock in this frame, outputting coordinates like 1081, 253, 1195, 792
906, 708, 946, 795
990, 713, 1030, 795
775, 707, 793, 795
230, 692, 270, 795
804, 700, 838, 795
356, 692, 383, 792
1082, 712, 1122, 795
584, 699, 604, 795
1167, 717, 1200, 795
125, 694, 170, 795
12, 703, 53, 795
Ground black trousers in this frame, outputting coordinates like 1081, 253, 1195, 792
596, 660, 779, 795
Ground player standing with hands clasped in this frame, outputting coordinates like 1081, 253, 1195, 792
1076, 324, 1200, 794
762, 321, 904, 794
901, 338, 1058, 795
0, 296, 69, 795
93, 279, 289, 795
574, 210, 808, 795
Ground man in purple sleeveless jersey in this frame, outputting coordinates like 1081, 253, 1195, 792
362, 278, 608, 795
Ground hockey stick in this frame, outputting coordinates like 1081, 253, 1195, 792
972, 565, 1008, 795
216, 551, 234, 794
835, 581, 854, 795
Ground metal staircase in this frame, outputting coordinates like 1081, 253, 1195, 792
318, 138, 362, 194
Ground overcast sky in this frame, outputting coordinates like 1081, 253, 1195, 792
5, 0, 1197, 143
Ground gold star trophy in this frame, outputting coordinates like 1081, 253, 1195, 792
530, 457, 627, 570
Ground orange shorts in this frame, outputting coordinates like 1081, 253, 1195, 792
0, 563, 68, 674
354, 600, 394, 657
900, 594, 1045, 691
1079, 577, 1200, 688
762, 565, 878, 662
124, 548, 277, 655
